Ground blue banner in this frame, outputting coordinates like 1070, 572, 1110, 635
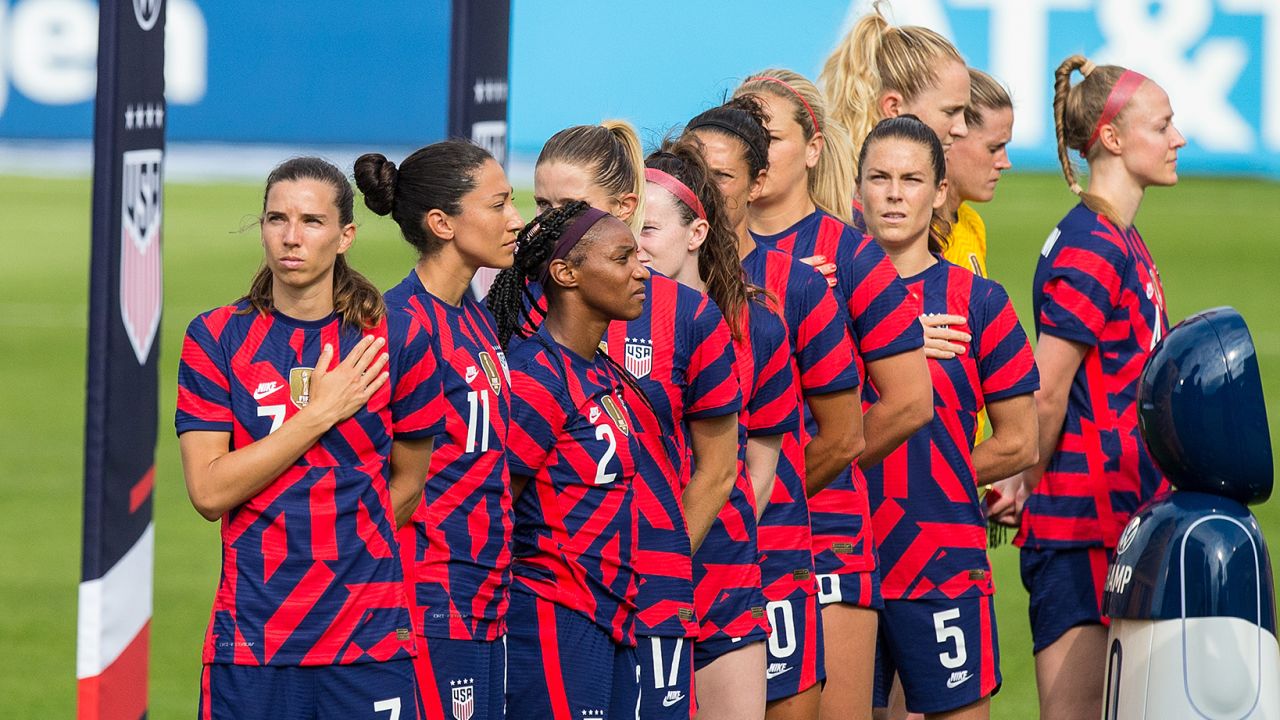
0, 0, 450, 145
2, 0, 1278, 175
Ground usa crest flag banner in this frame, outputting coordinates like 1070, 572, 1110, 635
452, 0, 511, 300
78, 1, 165, 718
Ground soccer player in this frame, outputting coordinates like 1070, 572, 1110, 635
176, 157, 443, 720
935, 69, 1015, 451
940, 70, 1014, 281
857, 115, 1039, 720
735, 69, 931, 720
534, 121, 743, 720
820, 3, 970, 179
354, 140, 523, 720
640, 138, 799, 720
991, 56, 1183, 720
687, 97, 861, 720
486, 202, 650, 719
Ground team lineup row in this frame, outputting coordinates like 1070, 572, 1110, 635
175, 5, 1184, 720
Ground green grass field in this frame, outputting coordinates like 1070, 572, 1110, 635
2, 172, 1277, 718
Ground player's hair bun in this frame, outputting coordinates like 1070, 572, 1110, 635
353, 152, 398, 216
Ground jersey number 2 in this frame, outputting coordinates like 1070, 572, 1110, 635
594, 424, 618, 484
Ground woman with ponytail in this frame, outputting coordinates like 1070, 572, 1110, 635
176, 158, 443, 718
639, 138, 799, 720
991, 56, 1184, 720
736, 70, 932, 720
487, 202, 650, 718
533, 121, 744, 720
688, 96, 861, 720
355, 140, 523, 719
819, 1, 970, 179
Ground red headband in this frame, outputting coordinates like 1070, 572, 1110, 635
1084, 70, 1147, 152
645, 167, 707, 221
752, 76, 821, 135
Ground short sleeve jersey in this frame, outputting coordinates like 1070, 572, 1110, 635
385, 272, 513, 642
943, 202, 989, 278
694, 296, 798, 641
754, 211, 923, 578
175, 302, 445, 666
505, 327, 642, 645
1019, 203, 1170, 549
603, 273, 741, 638
867, 259, 1039, 600
741, 245, 859, 602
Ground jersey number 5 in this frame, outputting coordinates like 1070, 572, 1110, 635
933, 608, 968, 669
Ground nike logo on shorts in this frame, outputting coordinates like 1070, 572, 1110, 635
766, 662, 792, 680
946, 670, 972, 689
662, 691, 685, 707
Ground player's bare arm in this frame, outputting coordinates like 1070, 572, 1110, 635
683, 412, 740, 553
803, 387, 863, 496
180, 337, 388, 520
858, 349, 934, 469
746, 434, 783, 519
387, 436, 435, 528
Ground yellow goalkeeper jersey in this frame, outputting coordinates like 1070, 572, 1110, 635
944, 202, 988, 278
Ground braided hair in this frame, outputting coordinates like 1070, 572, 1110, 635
486, 201, 590, 350
487, 200, 659, 417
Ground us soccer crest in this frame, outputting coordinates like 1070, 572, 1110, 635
600, 395, 629, 436
289, 367, 315, 408
450, 679, 475, 720
624, 337, 652, 378
120, 148, 164, 365
478, 351, 502, 395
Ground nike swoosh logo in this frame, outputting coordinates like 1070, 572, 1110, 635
253, 382, 283, 400
947, 673, 972, 689
765, 667, 792, 679
662, 693, 685, 707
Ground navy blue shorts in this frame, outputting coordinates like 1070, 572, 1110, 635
1020, 546, 1110, 653
872, 595, 1001, 714
764, 590, 825, 702
505, 588, 639, 720
413, 635, 506, 720
199, 659, 417, 720
815, 569, 882, 609
637, 635, 694, 719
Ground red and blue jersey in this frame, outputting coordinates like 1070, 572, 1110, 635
384, 272, 513, 642
175, 302, 445, 666
695, 295, 799, 640
1018, 204, 1170, 550
867, 259, 1039, 600
603, 273, 741, 638
505, 326, 642, 645
754, 210, 923, 578
741, 245, 860, 602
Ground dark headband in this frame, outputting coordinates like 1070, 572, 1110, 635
687, 118, 765, 167
538, 206, 612, 286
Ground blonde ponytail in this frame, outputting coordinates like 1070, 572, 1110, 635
736, 69, 856, 223
602, 119, 646, 235
820, 1, 964, 174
